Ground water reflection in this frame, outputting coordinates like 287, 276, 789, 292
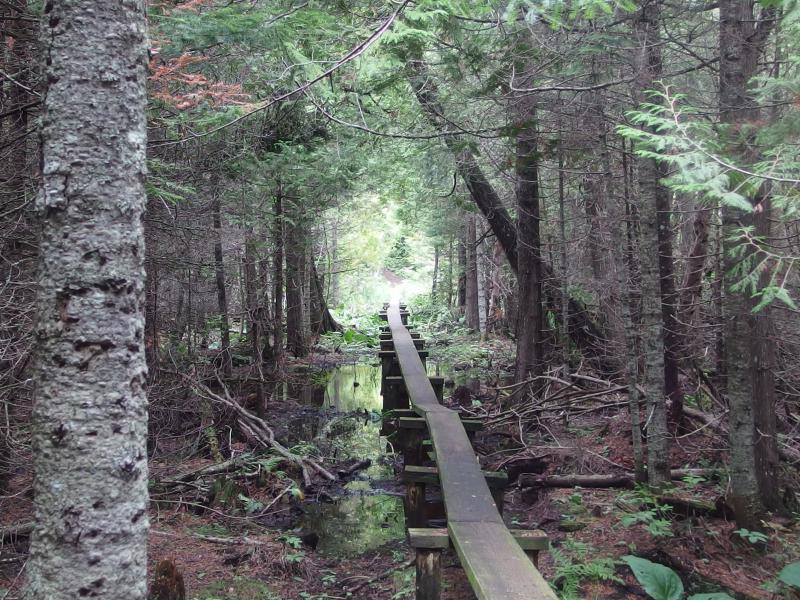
298, 363, 404, 557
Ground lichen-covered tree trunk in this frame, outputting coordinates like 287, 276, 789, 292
633, 0, 671, 487
25, 1, 149, 599
719, 0, 781, 527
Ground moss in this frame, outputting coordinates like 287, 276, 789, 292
191, 576, 281, 600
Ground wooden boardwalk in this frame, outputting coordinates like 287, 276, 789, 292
379, 300, 557, 600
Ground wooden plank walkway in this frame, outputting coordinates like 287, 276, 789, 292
380, 300, 557, 600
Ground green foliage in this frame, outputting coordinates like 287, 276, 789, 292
623, 556, 684, 600
778, 561, 800, 589
618, 487, 674, 538
193, 576, 282, 600
503, 0, 636, 27
623, 556, 735, 600
550, 541, 623, 599
733, 528, 769, 545
385, 235, 413, 274
618, 86, 799, 311
237, 493, 265, 515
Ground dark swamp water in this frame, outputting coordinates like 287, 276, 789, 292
290, 360, 485, 557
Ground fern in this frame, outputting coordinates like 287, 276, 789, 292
550, 543, 623, 600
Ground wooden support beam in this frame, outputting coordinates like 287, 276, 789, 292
399, 417, 483, 433
403, 465, 505, 488
415, 548, 441, 600
402, 427, 426, 467
383, 376, 410, 412
380, 332, 421, 340
406, 480, 427, 528
408, 527, 548, 562
429, 376, 444, 402
381, 339, 425, 351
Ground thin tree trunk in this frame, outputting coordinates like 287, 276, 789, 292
26, 1, 149, 598
431, 245, 439, 301
457, 223, 467, 312
558, 133, 570, 367
212, 195, 232, 376
634, 0, 670, 487
446, 236, 454, 308
620, 139, 646, 482
273, 192, 285, 367
465, 214, 480, 332
244, 232, 265, 418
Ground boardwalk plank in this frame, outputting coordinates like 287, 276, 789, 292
385, 300, 558, 600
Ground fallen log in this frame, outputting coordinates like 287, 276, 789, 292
517, 468, 714, 490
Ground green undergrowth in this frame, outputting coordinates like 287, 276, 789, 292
192, 576, 281, 600
550, 540, 622, 599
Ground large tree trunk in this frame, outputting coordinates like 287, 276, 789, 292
309, 257, 342, 337
26, 1, 149, 598
718, 0, 781, 527
513, 91, 544, 383
212, 194, 232, 376
633, 0, 671, 487
285, 203, 308, 357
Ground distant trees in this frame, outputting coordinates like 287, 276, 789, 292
25, 1, 150, 599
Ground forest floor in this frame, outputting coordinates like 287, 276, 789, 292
2, 330, 799, 600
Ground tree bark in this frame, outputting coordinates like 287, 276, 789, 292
465, 214, 480, 332
457, 224, 467, 311
513, 91, 543, 382
26, 2, 149, 598
431, 244, 439, 301
285, 203, 308, 357
633, 0, 671, 488
212, 194, 232, 376
244, 232, 265, 418
272, 192, 285, 367
718, 0, 781, 527
309, 257, 342, 336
